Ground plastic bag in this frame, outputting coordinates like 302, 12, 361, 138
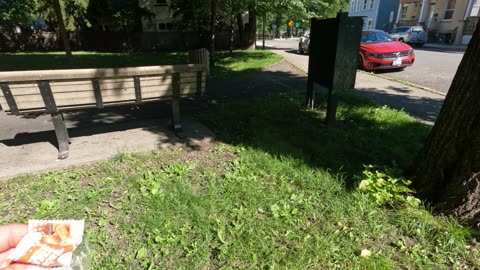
0, 220, 92, 270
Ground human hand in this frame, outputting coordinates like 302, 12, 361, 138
0, 224, 43, 270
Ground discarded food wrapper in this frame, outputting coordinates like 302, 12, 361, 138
0, 220, 85, 269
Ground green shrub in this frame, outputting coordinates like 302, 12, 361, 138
357, 165, 421, 207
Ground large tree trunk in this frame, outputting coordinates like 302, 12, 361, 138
210, 0, 218, 67
245, 5, 257, 50
236, 13, 245, 47
229, 15, 235, 54
409, 21, 480, 226
52, 0, 73, 65
262, 13, 266, 50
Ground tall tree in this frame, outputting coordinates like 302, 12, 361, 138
210, 0, 219, 65
88, 0, 154, 31
169, 0, 210, 31
0, 0, 36, 30
36, 0, 90, 31
409, 20, 480, 226
52, 0, 73, 64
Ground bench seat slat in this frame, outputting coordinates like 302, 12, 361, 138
8, 81, 205, 110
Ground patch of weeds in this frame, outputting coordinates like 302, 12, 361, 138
357, 165, 421, 207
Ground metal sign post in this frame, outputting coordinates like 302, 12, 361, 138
306, 12, 363, 126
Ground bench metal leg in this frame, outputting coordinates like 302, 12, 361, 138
51, 113, 70, 159
171, 98, 185, 138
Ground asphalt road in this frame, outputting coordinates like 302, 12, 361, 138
259, 38, 464, 93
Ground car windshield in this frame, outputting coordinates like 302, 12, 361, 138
361, 31, 394, 43
391, 27, 409, 33
411, 26, 424, 32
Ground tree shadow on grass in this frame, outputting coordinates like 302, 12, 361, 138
0, 52, 190, 71
200, 86, 433, 189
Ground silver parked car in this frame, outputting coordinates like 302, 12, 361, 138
389, 26, 428, 46
298, 30, 310, 54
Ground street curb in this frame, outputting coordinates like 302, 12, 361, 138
423, 44, 467, 52
273, 53, 446, 97
358, 70, 447, 97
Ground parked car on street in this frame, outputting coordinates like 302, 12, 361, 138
359, 30, 415, 71
389, 26, 428, 46
298, 30, 310, 54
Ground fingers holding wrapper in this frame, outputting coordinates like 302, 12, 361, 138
0, 220, 88, 269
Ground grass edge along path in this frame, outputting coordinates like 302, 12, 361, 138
1, 91, 479, 269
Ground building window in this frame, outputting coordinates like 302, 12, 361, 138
363, 0, 368, 10
155, 0, 167, 6
443, 0, 456, 20
370, 0, 375, 9
471, 0, 480, 16
401, 5, 408, 19
356, 0, 362, 12
349, 0, 355, 13
367, 18, 374, 29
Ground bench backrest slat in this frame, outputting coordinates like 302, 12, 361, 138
0, 64, 205, 82
0, 64, 207, 114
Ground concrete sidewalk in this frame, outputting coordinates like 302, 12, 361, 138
0, 116, 214, 181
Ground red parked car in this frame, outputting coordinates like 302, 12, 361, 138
359, 30, 415, 71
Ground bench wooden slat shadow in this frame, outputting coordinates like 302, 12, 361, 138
0, 64, 207, 159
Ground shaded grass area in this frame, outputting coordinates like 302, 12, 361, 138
202, 91, 431, 182
0, 50, 282, 79
1, 91, 479, 269
0, 51, 188, 71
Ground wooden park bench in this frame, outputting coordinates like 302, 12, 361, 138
0, 64, 207, 159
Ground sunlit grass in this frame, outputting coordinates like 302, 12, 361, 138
1, 91, 478, 269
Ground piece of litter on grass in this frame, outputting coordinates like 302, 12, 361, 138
360, 249, 372, 258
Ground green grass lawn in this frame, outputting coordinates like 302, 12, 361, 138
1, 91, 479, 269
0, 50, 282, 79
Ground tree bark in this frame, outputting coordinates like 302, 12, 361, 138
210, 0, 218, 67
236, 13, 244, 47
245, 5, 257, 50
262, 13, 266, 50
229, 15, 235, 54
409, 20, 480, 226
52, 0, 73, 65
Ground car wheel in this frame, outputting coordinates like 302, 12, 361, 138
298, 43, 304, 54
357, 54, 364, 70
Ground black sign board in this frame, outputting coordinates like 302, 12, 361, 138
306, 13, 363, 125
